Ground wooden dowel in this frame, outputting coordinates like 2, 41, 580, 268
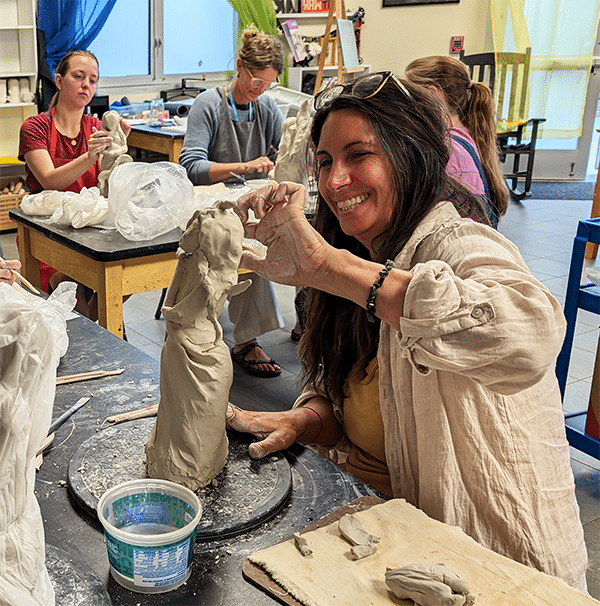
106, 403, 159, 424
0, 255, 40, 295
56, 368, 124, 385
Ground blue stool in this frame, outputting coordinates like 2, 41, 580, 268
556, 217, 600, 459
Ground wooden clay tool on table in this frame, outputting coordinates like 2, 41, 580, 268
0, 255, 40, 294
56, 368, 124, 385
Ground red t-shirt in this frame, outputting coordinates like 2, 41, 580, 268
17, 111, 103, 292
18, 112, 102, 194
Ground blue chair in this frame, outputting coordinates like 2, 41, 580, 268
556, 217, 600, 459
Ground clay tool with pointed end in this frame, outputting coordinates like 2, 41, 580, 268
48, 396, 91, 435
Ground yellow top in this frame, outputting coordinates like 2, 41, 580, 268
342, 357, 392, 497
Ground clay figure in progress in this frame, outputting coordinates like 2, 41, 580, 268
97, 110, 132, 197
145, 200, 250, 491
273, 99, 312, 192
385, 563, 475, 606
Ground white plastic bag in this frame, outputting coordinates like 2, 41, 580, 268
20, 190, 66, 215
108, 162, 196, 241
0, 282, 75, 606
49, 186, 109, 228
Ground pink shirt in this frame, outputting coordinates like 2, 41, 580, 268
447, 126, 486, 195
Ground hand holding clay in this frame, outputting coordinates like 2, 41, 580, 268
88, 127, 112, 160
385, 563, 475, 606
243, 155, 274, 175
226, 404, 306, 459
234, 181, 330, 287
0, 259, 21, 285
97, 110, 133, 197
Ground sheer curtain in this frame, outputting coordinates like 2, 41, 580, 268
491, 0, 600, 138
37, 0, 118, 74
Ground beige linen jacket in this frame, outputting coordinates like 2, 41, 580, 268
296, 201, 588, 590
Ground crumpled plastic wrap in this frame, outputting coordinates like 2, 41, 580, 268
0, 282, 76, 606
49, 187, 109, 228
108, 161, 196, 241
20, 190, 65, 216
20, 187, 109, 228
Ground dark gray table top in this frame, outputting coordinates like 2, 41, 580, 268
130, 123, 185, 139
38, 316, 378, 605
9, 207, 182, 262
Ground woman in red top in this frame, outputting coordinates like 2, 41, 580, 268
19, 50, 130, 318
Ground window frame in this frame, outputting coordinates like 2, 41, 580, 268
94, 0, 239, 95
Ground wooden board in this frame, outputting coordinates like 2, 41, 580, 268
242, 495, 384, 606
244, 497, 598, 606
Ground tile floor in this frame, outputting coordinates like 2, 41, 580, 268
2, 195, 599, 597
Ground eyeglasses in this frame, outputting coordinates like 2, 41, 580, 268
313, 71, 411, 111
245, 65, 279, 91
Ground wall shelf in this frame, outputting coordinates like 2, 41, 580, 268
276, 13, 329, 19
288, 64, 369, 94
0, 0, 37, 157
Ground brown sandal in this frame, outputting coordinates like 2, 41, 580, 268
231, 342, 281, 378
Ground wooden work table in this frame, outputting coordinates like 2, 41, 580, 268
10, 207, 181, 338
127, 123, 185, 163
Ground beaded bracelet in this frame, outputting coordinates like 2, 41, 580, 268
365, 259, 396, 323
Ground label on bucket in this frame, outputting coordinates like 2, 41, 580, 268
105, 531, 196, 587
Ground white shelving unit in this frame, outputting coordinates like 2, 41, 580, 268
288, 64, 369, 95
278, 9, 367, 94
0, 0, 38, 158
276, 12, 330, 19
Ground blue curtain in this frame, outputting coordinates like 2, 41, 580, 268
38, 0, 118, 74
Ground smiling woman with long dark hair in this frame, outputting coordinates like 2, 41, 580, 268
226, 72, 588, 591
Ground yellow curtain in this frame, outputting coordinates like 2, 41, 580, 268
491, 0, 600, 138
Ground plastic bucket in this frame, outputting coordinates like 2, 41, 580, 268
97, 479, 202, 594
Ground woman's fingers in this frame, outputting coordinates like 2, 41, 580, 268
88, 129, 111, 157
226, 404, 299, 459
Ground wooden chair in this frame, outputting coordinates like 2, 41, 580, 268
459, 48, 546, 201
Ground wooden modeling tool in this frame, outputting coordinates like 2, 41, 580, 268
106, 403, 159, 424
0, 255, 40, 294
56, 368, 124, 385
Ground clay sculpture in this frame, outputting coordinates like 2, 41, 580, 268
97, 109, 132, 197
145, 200, 250, 490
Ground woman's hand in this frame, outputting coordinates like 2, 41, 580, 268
226, 404, 305, 459
88, 127, 112, 160
120, 118, 132, 137
235, 181, 330, 287
0, 259, 22, 286
242, 156, 274, 175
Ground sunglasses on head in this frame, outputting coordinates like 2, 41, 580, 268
313, 71, 411, 111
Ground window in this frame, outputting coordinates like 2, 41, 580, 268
89, 0, 238, 83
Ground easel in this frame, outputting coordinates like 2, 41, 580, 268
314, 0, 347, 94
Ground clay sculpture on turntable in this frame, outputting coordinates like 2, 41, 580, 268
145, 200, 250, 490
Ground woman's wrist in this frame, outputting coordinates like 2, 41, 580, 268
239, 162, 247, 175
